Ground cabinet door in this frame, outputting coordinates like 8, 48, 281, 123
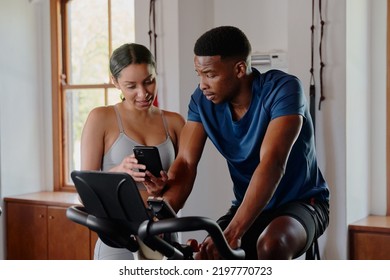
350, 231, 390, 259
6, 202, 48, 260
47, 206, 91, 260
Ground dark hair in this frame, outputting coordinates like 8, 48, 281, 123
194, 26, 251, 60
110, 43, 156, 79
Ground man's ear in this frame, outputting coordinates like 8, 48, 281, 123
111, 76, 120, 89
235, 61, 247, 78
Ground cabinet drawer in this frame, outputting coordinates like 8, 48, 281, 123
350, 231, 390, 259
349, 216, 390, 260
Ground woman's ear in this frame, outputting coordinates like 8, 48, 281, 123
111, 76, 120, 89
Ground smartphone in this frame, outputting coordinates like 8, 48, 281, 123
133, 146, 163, 177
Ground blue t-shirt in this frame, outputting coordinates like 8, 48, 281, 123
187, 68, 329, 210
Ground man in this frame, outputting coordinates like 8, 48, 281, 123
163, 26, 330, 260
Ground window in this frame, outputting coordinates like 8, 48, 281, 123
50, 0, 135, 190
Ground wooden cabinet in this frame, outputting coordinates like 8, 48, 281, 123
5, 192, 93, 260
47, 206, 90, 259
348, 215, 390, 259
6, 202, 48, 259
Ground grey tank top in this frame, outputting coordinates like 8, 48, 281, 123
102, 105, 176, 190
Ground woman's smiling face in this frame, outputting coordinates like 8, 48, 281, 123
113, 63, 157, 110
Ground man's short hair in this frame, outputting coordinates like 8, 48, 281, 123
194, 26, 251, 60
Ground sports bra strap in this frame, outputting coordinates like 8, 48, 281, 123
113, 105, 124, 133
160, 111, 171, 139
114, 104, 170, 138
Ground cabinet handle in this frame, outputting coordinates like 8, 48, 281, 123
39, 214, 44, 218
49, 216, 54, 219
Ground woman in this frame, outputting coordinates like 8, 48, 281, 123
80, 43, 185, 259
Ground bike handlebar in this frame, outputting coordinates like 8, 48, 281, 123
66, 205, 140, 252
138, 216, 245, 260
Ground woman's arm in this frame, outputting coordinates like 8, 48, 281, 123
80, 107, 106, 170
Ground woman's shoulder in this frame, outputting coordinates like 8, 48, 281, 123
88, 105, 116, 118
161, 109, 185, 125
85, 105, 117, 126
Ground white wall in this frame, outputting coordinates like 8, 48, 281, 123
346, 0, 387, 221
307, 0, 349, 259
346, 0, 371, 224
0, 0, 52, 260
0, 0, 386, 260
369, 0, 387, 215
214, 0, 288, 54
0, 1, 49, 196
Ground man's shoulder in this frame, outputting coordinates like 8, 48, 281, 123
257, 70, 302, 93
261, 69, 297, 81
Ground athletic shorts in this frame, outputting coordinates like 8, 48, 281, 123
216, 199, 329, 259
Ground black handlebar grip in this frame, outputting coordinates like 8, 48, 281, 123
138, 216, 245, 260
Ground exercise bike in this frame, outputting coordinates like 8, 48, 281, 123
66, 170, 245, 260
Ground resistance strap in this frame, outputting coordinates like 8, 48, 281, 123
148, 0, 158, 106
310, 0, 316, 132
149, 0, 157, 65
318, 0, 325, 110
310, 0, 326, 133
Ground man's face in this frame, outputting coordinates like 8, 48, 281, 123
194, 55, 240, 104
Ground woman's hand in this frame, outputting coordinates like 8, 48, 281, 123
110, 154, 147, 182
110, 154, 168, 196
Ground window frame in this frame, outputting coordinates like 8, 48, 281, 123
50, 0, 119, 191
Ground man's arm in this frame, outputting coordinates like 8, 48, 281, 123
223, 115, 304, 248
163, 121, 207, 212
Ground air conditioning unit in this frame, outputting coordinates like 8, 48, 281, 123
251, 52, 288, 73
